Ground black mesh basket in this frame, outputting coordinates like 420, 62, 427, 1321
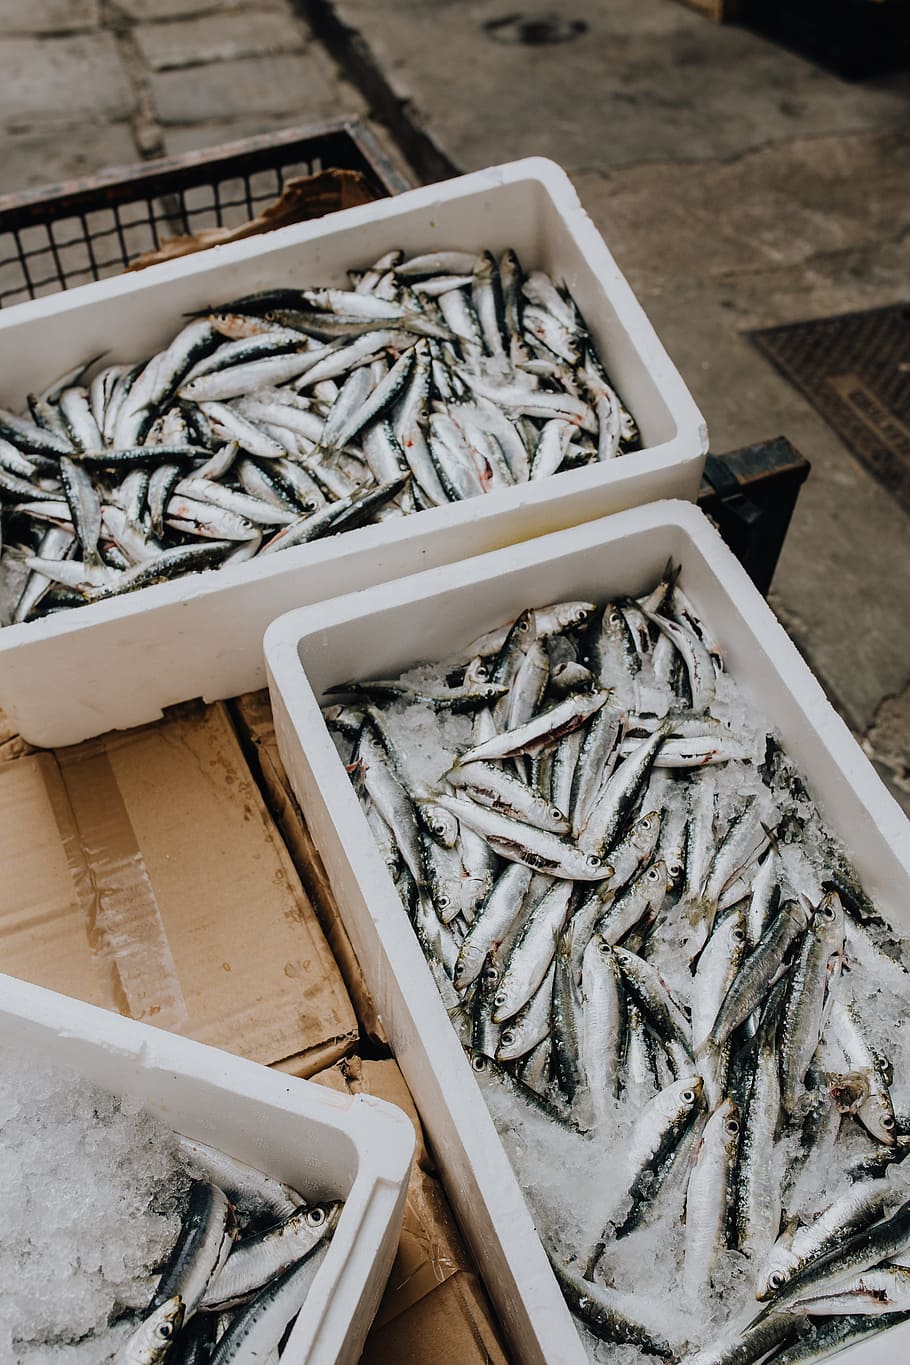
0, 117, 412, 309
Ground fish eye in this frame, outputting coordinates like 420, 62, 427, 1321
586, 853, 602, 870
159, 1324, 174, 1340
306, 1206, 327, 1226
647, 867, 660, 881
882, 1115, 896, 1130
502, 1031, 515, 1046
821, 903, 837, 920
550, 807, 564, 820
681, 1089, 696, 1104
438, 894, 451, 908
640, 817, 652, 830
484, 686, 498, 697
493, 991, 507, 1007
732, 928, 746, 943
726, 1119, 740, 1136
609, 611, 622, 625
484, 964, 499, 984
768, 1272, 786, 1291
471, 1054, 488, 1072
668, 860, 684, 878
518, 618, 531, 632
474, 664, 489, 680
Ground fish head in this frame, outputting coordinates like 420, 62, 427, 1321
756, 1243, 797, 1302
453, 941, 484, 990
644, 858, 668, 892
303, 1200, 343, 1236
140, 1296, 185, 1360
463, 655, 491, 685
666, 1074, 704, 1123
421, 802, 459, 849
536, 794, 571, 834
815, 890, 845, 946
497, 1022, 528, 1060
724, 908, 748, 953
557, 601, 596, 631
717, 1097, 741, 1156
512, 607, 537, 645
600, 601, 629, 646
858, 1091, 898, 1146
631, 810, 663, 855
479, 952, 503, 993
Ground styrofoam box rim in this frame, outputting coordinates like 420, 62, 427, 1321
0, 157, 707, 748
263, 499, 910, 1365
0, 973, 415, 1365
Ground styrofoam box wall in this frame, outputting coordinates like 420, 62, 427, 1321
0, 973, 414, 1365
264, 500, 910, 1365
0, 158, 707, 748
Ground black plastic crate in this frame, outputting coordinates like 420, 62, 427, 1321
0, 117, 411, 309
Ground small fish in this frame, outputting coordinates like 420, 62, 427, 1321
114, 1296, 184, 1364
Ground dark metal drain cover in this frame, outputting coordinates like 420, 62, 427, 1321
484, 13, 588, 44
751, 304, 910, 516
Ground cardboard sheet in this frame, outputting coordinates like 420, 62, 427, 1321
314, 1056, 510, 1365
231, 691, 386, 1044
0, 701, 358, 1072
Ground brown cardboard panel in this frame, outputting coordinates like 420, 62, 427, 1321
0, 754, 114, 1006
0, 702, 358, 1070
361, 1271, 511, 1365
312, 1056, 509, 1364
231, 691, 386, 1045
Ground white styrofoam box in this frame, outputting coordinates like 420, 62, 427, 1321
263, 499, 910, 1365
0, 157, 707, 748
0, 972, 414, 1365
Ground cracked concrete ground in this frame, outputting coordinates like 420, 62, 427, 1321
0, 0, 907, 812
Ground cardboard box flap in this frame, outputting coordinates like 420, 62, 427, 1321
231, 692, 386, 1045
0, 702, 358, 1071
313, 1056, 509, 1362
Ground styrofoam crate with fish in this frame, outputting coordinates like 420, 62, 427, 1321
0, 157, 706, 749
264, 500, 910, 1365
0, 973, 414, 1364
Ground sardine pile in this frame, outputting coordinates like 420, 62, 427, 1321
0, 248, 638, 626
328, 564, 910, 1364
119, 1137, 341, 1365
2, 1046, 341, 1364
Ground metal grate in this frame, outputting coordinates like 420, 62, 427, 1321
0, 118, 412, 309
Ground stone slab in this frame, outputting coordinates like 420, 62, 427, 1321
162, 116, 301, 156
135, 7, 307, 71
0, 122, 138, 196
0, 35, 133, 127
571, 128, 910, 734
150, 51, 363, 123
0, 0, 99, 34
117, 0, 284, 18
320, 0, 910, 172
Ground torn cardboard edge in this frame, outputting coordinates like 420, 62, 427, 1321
127, 169, 375, 271
312, 1055, 509, 1363
230, 692, 386, 1046
0, 700, 358, 1076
